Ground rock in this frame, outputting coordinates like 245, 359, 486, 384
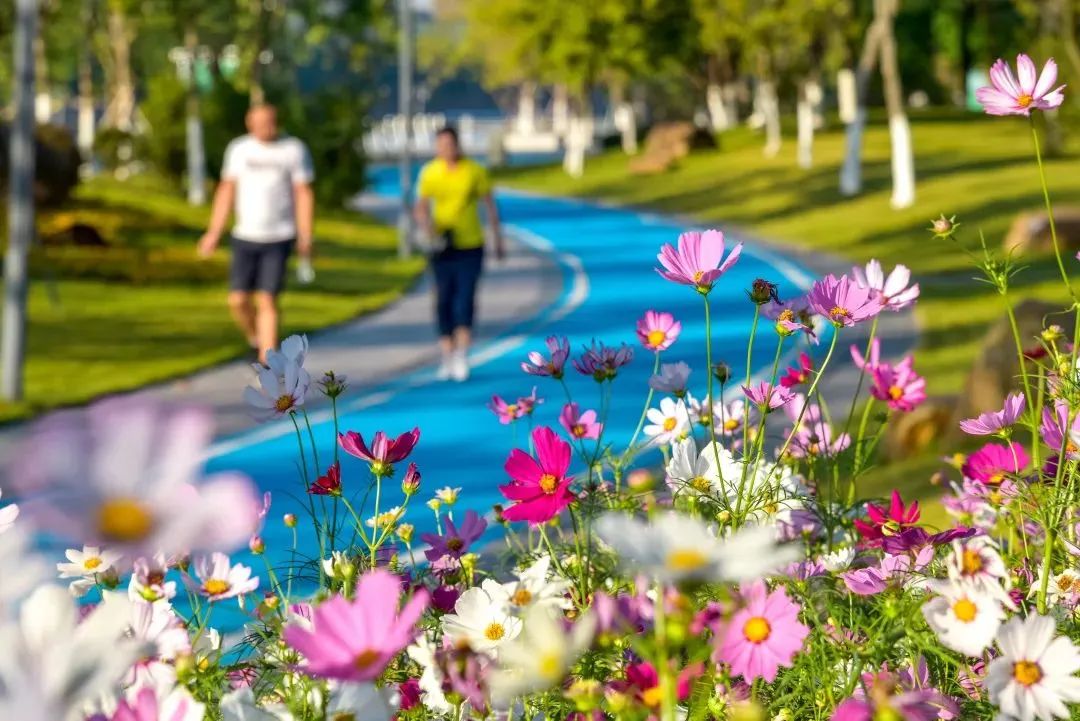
629, 121, 715, 175
883, 397, 956, 461
950, 299, 1067, 435
1004, 207, 1080, 255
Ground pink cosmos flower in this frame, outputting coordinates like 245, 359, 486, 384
516, 387, 543, 416
1040, 400, 1080, 457
852, 260, 920, 311
831, 669, 959, 721
339, 427, 420, 474
488, 395, 525, 425
976, 54, 1065, 116
786, 421, 851, 460
780, 352, 814, 388
521, 336, 570, 379
648, 361, 691, 396
715, 580, 809, 683
572, 340, 634, 381
962, 442, 1029, 485
854, 490, 921, 545
110, 686, 204, 721
742, 381, 795, 411
559, 402, 603, 441
807, 274, 882, 327
869, 357, 926, 412
283, 569, 429, 681
183, 552, 259, 602
420, 509, 487, 562
655, 229, 743, 293
636, 310, 682, 352
960, 392, 1026, 436
851, 337, 882, 373
499, 426, 575, 525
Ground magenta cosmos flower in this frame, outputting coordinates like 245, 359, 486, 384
851, 337, 882, 373
960, 392, 1026, 436
976, 54, 1065, 116
339, 427, 420, 475
1040, 400, 1080, 456
420, 509, 487, 562
715, 579, 809, 683
962, 441, 1030, 485
854, 490, 920, 545
655, 229, 743, 294
559, 402, 603, 441
521, 335, 570, 379
869, 357, 926, 412
742, 381, 795, 411
283, 569, 428, 681
499, 426, 575, 525
807, 274, 882, 327
852, 260, 920, 311
780, 352, 814, 388
832, 669, 959, 721
636, 310, 682, 352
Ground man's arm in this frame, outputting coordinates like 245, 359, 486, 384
294, 182, 315, 257
483, 193, 505, 260
413, 196, 433, 238
197, 180, 236, 257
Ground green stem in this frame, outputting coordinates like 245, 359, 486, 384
773, 330, 840, 471
627, 353, 662, 451
1030, 118, 1076, 302
653, 582, 676, 721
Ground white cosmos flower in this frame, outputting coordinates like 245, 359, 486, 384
441, 586, 523, 657
9, 398, 261, 559
595, 511, 800, 583
490, 606, 596, 703
220, 686, 295, 720
945, 536, 1014, 608
852, 260, 920, 310
0, 525, 49, 616
986, 614, 1080, 721
922, 579, 1004, 657
278, 334, 309, 368
327, 682, 395, 721
482, 556, 571, 614
243, 350, 311, 420
184, 552, 260, 603
129, 554, 177, 603
0, 489, 18, 534
435, 486, 461, 505
643, 397, 691, 447
1030, 568, 1080, 608
665, 436, 716, 497
57, 546, 124, 598
407, 636, 453, 716
821, 547, 856, 572
0, 585, 145, 721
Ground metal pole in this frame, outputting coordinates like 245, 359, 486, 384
396, 0, 413, 259
2, 0, 38, 401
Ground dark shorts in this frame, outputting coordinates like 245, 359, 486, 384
431, 247, 484, 336
230, 237, 294, 295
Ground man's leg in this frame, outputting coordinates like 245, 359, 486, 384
227, 291, 257, 348
432, 256, 457, 378
253, 291, 279, 362
449, 250, 483, 381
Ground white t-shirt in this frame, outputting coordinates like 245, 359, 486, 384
222, 134, 314, 243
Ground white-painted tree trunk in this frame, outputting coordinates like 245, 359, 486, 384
837, 69, 857, 124
759, 80, 781, 158
552, 84, 569, 137
77, 40, 95, 160
186, 109, 207, 205
613, 101, 637, 154
562, 112, 591, 178
515, 81, 537, 136
888, 113, 915, 208
796, 95, 813, 170
706, 83, 734, 132
839, 107, 866, 196
34, 93, 51, 124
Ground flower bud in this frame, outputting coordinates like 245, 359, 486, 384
283, 513, 297, 528
248, 535, 265, 555
401, 463, 421, 496
396, 523, 415, 545
317, 370, 348, 398
712, 362, 732, 384
748, 278, 779, 306
626, 468, 654, 491
1042, 324, 1065, 343
929, 213, 959, 238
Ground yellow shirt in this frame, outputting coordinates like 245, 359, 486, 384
416, 157, 491, 250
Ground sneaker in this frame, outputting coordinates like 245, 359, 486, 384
450, 351, 470, 382
436, 358, 453, 381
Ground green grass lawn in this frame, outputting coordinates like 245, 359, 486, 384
0, 175, 424, 422
498, 111, 1080, 520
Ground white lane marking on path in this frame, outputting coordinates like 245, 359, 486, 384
205, 223, 590, 459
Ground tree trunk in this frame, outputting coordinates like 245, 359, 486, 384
184, 27, 207, 205
249, 0, 266, 105
879, 0, 914, 208
797, 78, 822, 169
102, 3, 136, 131
705, 55, 735, 132
758, 80, 781, 158
610, 84, 637, 154
33, 14, 50, 124
515, 81, 537, 136
552, 84, 569, 137
839, 5, 885, 196
562, 99, 591, 178
77, 0, 95, 161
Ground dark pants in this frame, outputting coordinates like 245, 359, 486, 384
432, 247, 483, 336
229, 237, 295, 295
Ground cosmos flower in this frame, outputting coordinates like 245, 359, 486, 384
780, 352, 815, 388
742, 381, 795, 412
489, 606, 595, 703
420, 509, 487, 562
521, 335, 570, 379
852, 260, 920, 311
499, 426, 575, 525
643, 397, 691, 446
962, 442, 1030, 485
648, 362, 691, 396
922, 579, 1005, 657
976, 54, 1066, 116
715, 580, 810, 683
441, 585, 523, 657
960, 392, 1026, 436
655, 229, 742, 293
985, 614, 1080, 720
559, 402, 603, 441
636, 310, 682, 352
807, 274, 882, 327
184, 553, 260, 603
869, 357, 926, 412
339, 427, 420, 475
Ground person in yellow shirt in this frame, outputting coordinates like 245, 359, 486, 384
414, 126, 504, 382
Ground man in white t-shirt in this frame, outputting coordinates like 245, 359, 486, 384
197, 104, 315, 363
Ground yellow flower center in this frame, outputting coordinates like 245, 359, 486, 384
692, 270, 705, 283
778, 309, 795, 322
641, 686, 664, 708
505, 404, 518, 417
446, 537, 464, 552
1017, 94, 1033, 108
666, 548, 708, 571
961, 549, 983, 575
647, 330, 667, 347
1013, 660, 1043, 687
331, 714, 357, 721
353, 648, 381, 669
988, 472, 1005, 486
829, 306, 851, 321
83, 557, 103, 571
888, 386, 904, 400
690, 476, 712, 493
723, 418, 739, 432
96, 498, 154, 543
989, 490, 1004, 505
511, 588, 533, 606
484, 622, 506, 641
539, 473, 558, 494
274, 394, 296, 413
538, 652, 562, 680
203, 579, 231, 596
662, 417, 677, 432
952, 598, 978, 622
572, 424, 587, 438
743, 616, 771, 643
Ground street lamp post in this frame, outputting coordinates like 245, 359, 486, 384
2, 0, 38, 401
397, 0, 414, 259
